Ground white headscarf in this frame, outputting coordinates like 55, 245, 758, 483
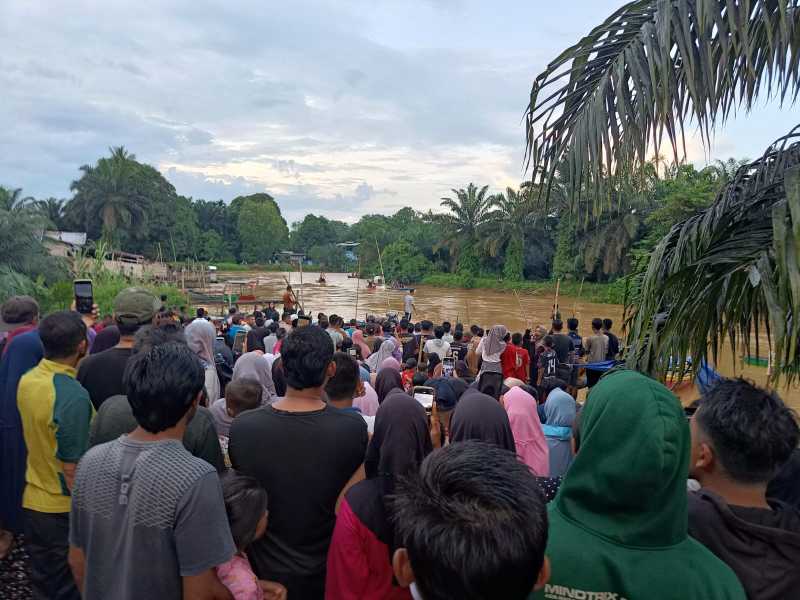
365, 338, 397, 373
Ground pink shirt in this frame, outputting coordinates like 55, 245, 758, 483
216, 553, 263, 600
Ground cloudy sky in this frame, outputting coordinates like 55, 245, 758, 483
1, 1, 794, 225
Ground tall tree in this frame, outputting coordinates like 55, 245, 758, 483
526, 0, 800, 380
438, 183, 493, 274
0, 187, 33, 212
34, 198, 66, 229
486, 187, 538, 280
235, 194, 289, 263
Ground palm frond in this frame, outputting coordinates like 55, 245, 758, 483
625, 125, 800, 383
526, 0, 800, 217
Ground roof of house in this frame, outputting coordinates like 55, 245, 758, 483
44, 230, 87, 246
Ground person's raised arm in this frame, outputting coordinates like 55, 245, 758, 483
183, 569, 233, 600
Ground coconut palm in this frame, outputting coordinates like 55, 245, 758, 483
526, 0, 800, 381
438, 183, 494, 272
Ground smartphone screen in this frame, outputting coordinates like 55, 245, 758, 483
413, 386, 435, 410
348, 348, 357, 357
442, 357, 455, 377
74, 279, 93, 314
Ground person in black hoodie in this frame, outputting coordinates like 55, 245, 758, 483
688, 377, 800, 600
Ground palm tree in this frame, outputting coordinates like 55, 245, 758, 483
69, 146, 148, 246
525, 0, 800, 381
708, 158, 751, 185
34, 198, 66, 229
0, 187, 34, 212
438, 183, 494, 273
486, 187, 538, 280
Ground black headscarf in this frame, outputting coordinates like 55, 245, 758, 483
350, 388, 433, 553
91, 325, 120, 354
450, 389, 516, 452
375, 368, 403, 404
364, 388, 432, 479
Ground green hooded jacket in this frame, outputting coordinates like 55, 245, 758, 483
532, 370, 745, 600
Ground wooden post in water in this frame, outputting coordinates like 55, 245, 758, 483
375, 239, 390, 313
572, 277, 585, 318
552, 278, 561, 321
354, 255, 361, 322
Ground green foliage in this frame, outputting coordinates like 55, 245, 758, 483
307, 244, 351, 272
236, 194, 289, 263
503, 236, 524, 281
552, 217, 578, 279
381, 241, 433, 283
291, 214, 348, 251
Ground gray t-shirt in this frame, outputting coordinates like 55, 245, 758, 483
403, 294, 414, 313
70, 437, 235, 600
89, 395, 225, 472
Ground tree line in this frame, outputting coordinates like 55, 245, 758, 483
1, 146, 745, 297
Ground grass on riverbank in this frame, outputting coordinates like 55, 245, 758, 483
420, 273, 627, 305
43, 277, 187, 316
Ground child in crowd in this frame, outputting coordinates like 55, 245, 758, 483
537, 335, 558, 385
210, 378, 262, 467
402, 358, 417, 391
217, 472, 287, 600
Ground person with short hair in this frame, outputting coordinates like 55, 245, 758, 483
688, 378, 800, 600
584, 318, 609, 388
326, 352, 374, 433
602, 318, 620, 359
282, 285, 295, 314
18, 311, 93, 600
502, 332, 530, 382
533, 369, 746, 600
69, 342, 235, 600
77, 288, 160, 410
441, 321, 453, 343
402, 289, 416, 321
392, 441, 551, 599
229, 326, 368, 599
210, 378, 262, 467
423, 326, 450, 361
537, 336, 558, 385
566, 317, 583, 357
87, 324, 226, 472
0, 294, 39, 355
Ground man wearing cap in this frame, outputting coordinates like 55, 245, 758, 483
77, 288, 159, 411
0, 295, 40, 356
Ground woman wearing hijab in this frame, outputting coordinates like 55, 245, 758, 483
476, 324, 507, 383
353, 382, 379, 417
365, 338, 396, 373
352, 329, 372, 359
503, 386, 549, 476
378, 357, 400, 373
542, 386, 577, 478
450, 389, 516, 452
232, 351, 276, 405
374, 368, 403, 404
90, 325, 120, 354
185, 319, 222, 403
326, 389, 434, 600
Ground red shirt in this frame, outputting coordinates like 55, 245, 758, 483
501, 344, 530, 381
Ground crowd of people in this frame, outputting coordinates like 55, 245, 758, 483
0, 287, 799, 600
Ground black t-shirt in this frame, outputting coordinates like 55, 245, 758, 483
400, 334, 418, 362
450, 341, 468, 361
77, 347, 134, 410
540, 349, 558, 378
228, 403, 367, 596
606, 331, 620, 359
551, 333, 574, 363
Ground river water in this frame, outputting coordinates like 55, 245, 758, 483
204, 270, 800, 410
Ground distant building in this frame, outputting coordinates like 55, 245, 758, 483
336, 241, 360, 262
275, 250, 307, 264
42, 230, 87, 258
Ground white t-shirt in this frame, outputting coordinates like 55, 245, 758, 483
403, 294, 414, 313
424, 338, 451, 360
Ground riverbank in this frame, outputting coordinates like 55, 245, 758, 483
205, 262, 297, 273
420, 274, 627, 305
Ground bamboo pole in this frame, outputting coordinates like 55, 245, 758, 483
572, 277, 585, 318
552, 278, 561, 321
354, 255, 361, 321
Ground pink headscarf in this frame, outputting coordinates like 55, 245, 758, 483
354, 382, 379, 416
378, 357, 401, 373
504, 386, 549, 476
352, 329, 371, 358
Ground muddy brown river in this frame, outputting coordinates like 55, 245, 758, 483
202, 270, 800, 410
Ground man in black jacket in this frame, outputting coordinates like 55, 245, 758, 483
688, 378, 800, 600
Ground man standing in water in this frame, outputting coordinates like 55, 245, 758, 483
403, 289, 416, 321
